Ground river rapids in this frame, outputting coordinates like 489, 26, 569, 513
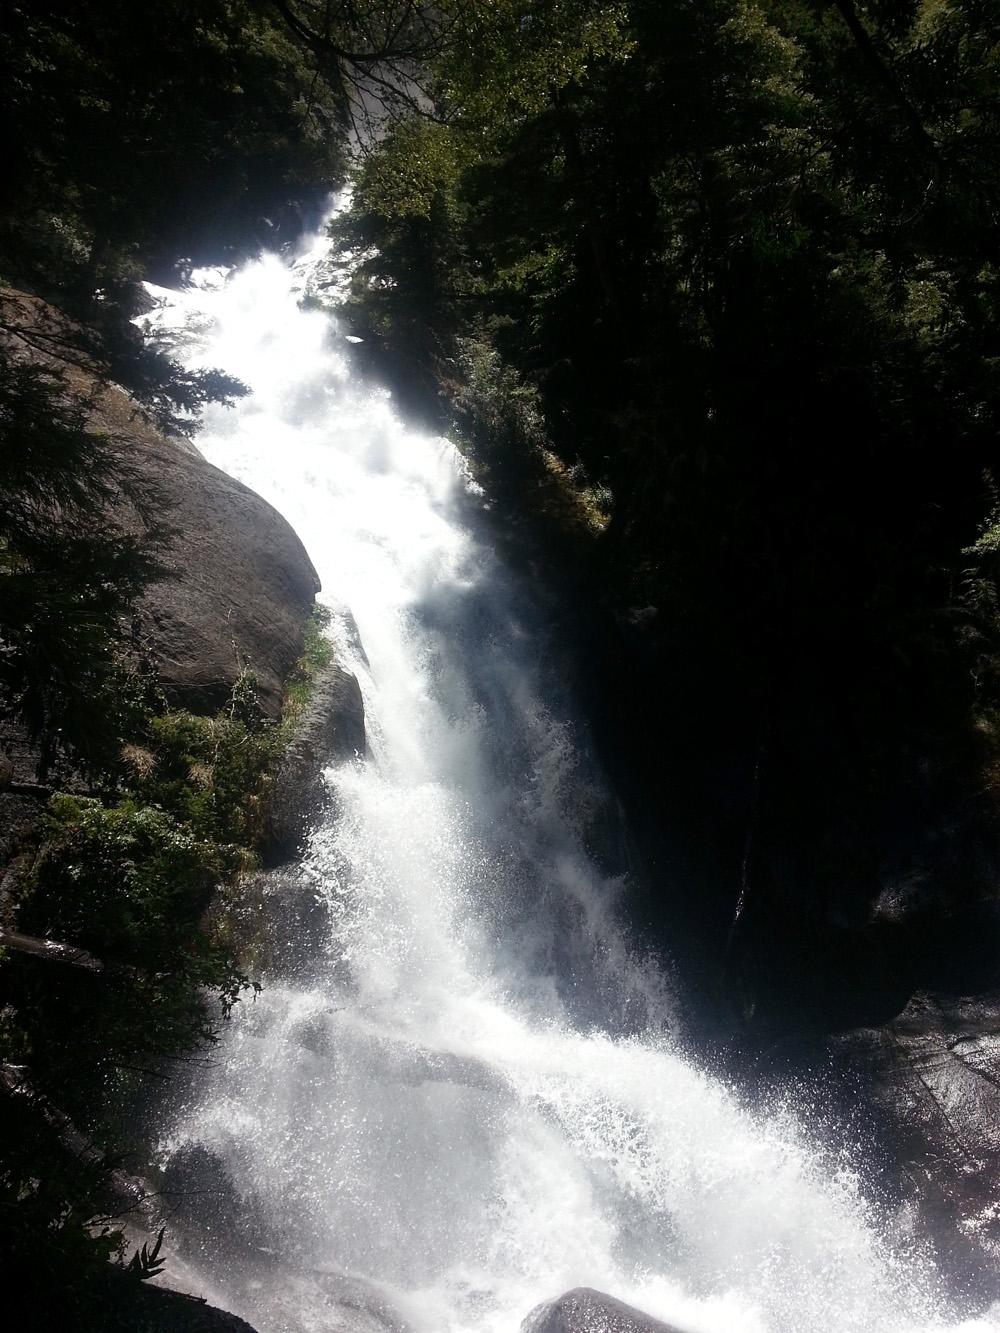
141, 213, 998, 1333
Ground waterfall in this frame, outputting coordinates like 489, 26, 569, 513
142, 217, 994, 1333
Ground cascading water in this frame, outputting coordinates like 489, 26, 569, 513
143, 215, 997, 1333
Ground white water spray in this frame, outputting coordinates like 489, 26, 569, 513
143, 218, 995, 1333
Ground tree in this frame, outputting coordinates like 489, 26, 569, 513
337, 0, 1000, 1024
0, 349, 167, 777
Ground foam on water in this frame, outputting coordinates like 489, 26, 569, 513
142, 216, 998, 1333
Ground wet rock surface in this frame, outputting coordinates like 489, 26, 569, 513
150, 1152, 409, 1333
132, 434, 320, 718
209, 866, 334, 977
829, 989, 1000, 1298
264, 661, 366, 861
522, 1288, 686, 1333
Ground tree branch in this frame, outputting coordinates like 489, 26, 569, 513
2, 1063, 157, 1220
0, 926, 105, 972
830, 0, 941, 163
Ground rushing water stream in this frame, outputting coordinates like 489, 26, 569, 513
143, 218, 996, 1333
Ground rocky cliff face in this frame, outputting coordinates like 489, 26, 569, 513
828, 991, 1000, 1296
1, 287, 321, 720
0, 284, 343, 900
133, 431, 320, 717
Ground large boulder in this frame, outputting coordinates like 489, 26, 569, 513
522, 1288, 686, 1333
829, 990, 1000, 1297
0, 286, 320, 719
118, 1284, 260, 1333
207, 866, 334, 977
11, 1265, 261, 1333
132, 436, 320, 718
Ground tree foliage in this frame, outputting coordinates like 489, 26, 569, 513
0, 352, 169, 775
0, 686, 267, 1313
339, 0, 1000, 1023
0, 1, 345, 301
0, 1, 376, 1308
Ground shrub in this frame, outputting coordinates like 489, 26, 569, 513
5, 796, 257, 1107
280, 605, 334, 733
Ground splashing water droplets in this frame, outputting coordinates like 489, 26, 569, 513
143, 217, 996, 1333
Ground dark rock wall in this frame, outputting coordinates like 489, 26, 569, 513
583, 602, 1000, 1041
105, 1276, 260, 1333
828, 991, 1000, 1297
580, 597, 1000, 1301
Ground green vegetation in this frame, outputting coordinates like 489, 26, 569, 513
0, 686, 262, 1310
281, 603, 335, 732
3, 1, 344, 326
131, 682, 277, 846
336, 0, 1000, 1023
8, 794, 254, 1087
0, 0, 372, 1312
0, 355, 168, 777
0, 608, 336, 1311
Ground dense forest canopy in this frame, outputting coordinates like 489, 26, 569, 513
335, 0, 1000, 1027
